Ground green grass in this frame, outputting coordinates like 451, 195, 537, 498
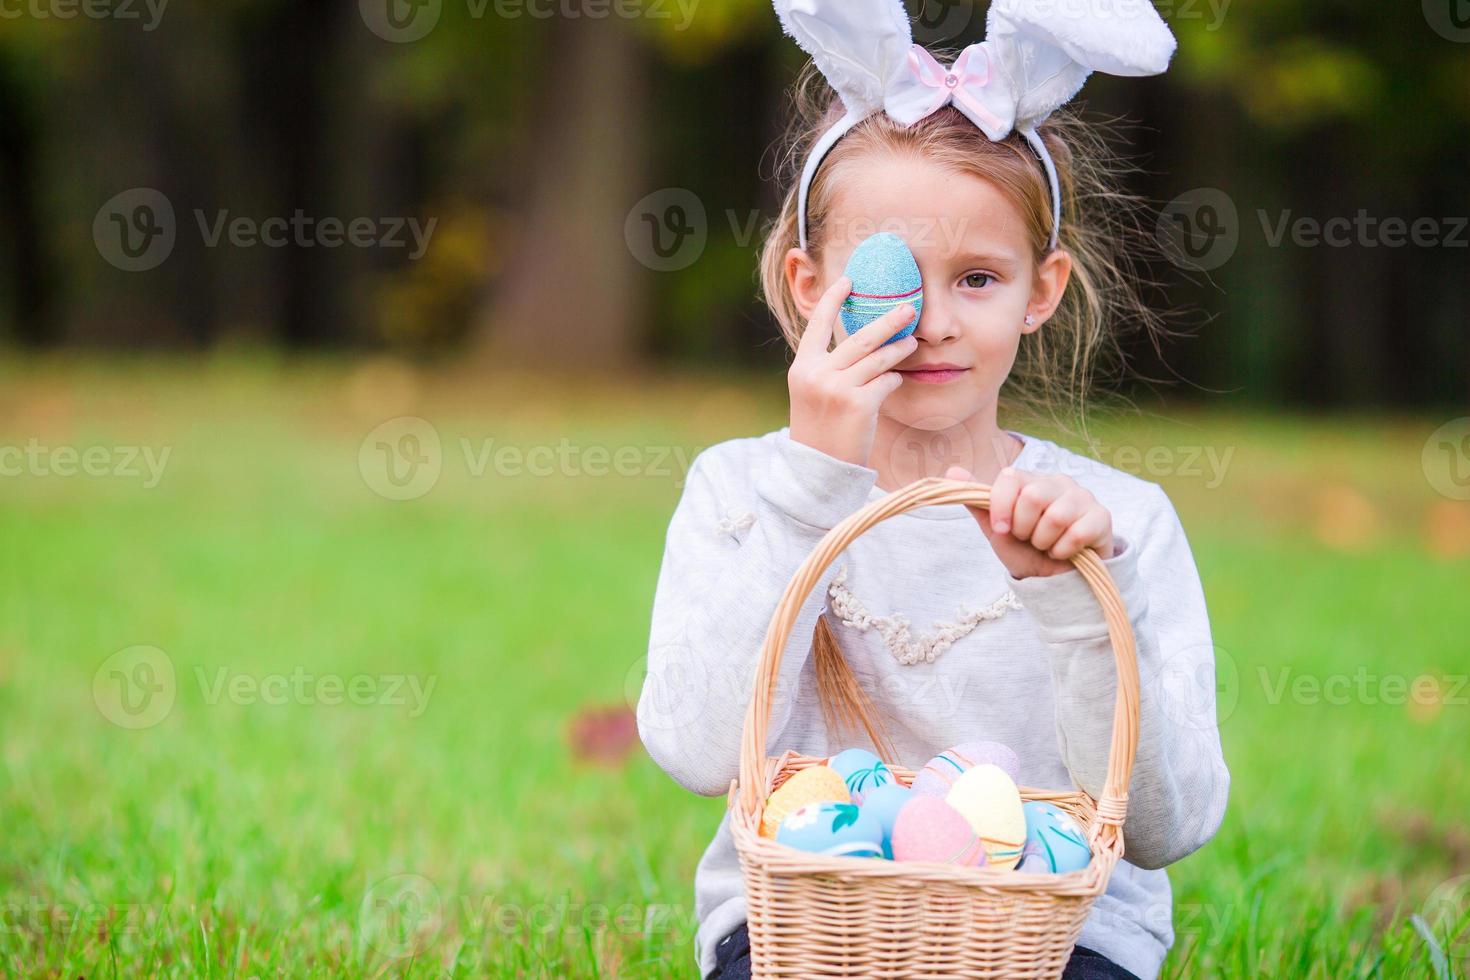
1, 356, 1467, 977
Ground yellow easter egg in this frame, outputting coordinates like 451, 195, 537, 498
945, 763, 1026, 870
760, 766, 850, 839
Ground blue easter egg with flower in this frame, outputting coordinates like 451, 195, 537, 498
776, 802, 885, 859
1016, 801, 1092, 873
827, 748, 893, 804
840, 232, 922, 345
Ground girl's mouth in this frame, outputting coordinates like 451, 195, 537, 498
898, 366, 969, 384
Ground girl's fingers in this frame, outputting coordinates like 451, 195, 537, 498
987, 467, 1024, 533
1029, 488, 1093, 553
1008, 475, 1066, 542
1048, 510, 1112, 561
844, 333, 918, 385
857, 366, 906, 400
829, 303, 917, 371
796, 277, 850, 362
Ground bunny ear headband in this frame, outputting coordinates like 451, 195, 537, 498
775, 0, 1177, 251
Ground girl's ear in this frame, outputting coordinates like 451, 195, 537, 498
1023, 248, 1073, 333
785, 246, 826, 320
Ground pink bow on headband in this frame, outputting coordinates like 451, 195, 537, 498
893, 43, 1013, 140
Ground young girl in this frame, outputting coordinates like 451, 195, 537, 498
640, 4, 1230, 977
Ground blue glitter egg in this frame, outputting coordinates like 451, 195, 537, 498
840, 232, 922, 344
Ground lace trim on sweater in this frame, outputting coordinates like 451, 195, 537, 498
827, 562, 1021, 666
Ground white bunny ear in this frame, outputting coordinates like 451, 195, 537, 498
773, 0, 914, 116
986, 0, 1177, 129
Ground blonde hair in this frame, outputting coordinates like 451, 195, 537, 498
759, 64, 1168, 758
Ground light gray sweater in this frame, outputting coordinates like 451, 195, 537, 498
639, 426, 1230, 980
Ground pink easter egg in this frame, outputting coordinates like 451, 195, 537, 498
890, 796, 987, 867
910, 740, 1021, 797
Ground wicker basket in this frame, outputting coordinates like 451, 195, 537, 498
728, 477, 1141, 979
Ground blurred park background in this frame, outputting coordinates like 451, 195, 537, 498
2, 0, 1470, 977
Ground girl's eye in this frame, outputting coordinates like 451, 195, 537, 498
962, 272, 993, 289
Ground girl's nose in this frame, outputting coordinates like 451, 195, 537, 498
912, 281, 961, 344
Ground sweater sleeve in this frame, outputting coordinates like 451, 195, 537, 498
1006, 484, 1231, 870
638, 432, 880, 797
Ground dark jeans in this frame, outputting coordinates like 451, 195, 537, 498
709, 922, 1141, 980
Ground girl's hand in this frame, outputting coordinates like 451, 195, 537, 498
788, 276, 919, 467
945, 465, 1115, 579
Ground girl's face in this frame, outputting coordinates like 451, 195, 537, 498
792, 153, 1071, 431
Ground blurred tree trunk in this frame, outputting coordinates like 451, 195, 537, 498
237, 0, 350, 347
125, 27, 220, 348
478, 13, 648, 368
0, 55, 54, 345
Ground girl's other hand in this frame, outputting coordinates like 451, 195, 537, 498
787, 276, 919, 467
945, 465, 1115, 579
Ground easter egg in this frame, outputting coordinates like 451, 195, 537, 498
890, 796, 986, 866
776, 802, 885, 859
827, 748, 893, 804
1017, 801, 1092, 874
840, 232, 922, 345
858, 782, 913, 859
945, 763, 1026, 870
911, 740, 1021, 798
760, 765, 850, 839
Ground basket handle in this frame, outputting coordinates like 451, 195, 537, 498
736, 477, 1141, 846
